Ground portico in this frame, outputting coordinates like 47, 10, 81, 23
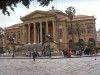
22, 20, 54, 44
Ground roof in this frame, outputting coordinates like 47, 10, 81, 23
59, 15, 95, 21
5, 23, 22, 30
20, 10, 67, 21
20, 9, 95, 22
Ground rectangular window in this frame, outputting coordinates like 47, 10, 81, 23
68, 25, 72, 34
18, 31, 20, 39
87, 24, 94, 33
58, 28, 63, 39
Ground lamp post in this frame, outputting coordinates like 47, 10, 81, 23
46, 34, 51, 57
9, 36, 15, 57
12, 37, 15, 57
47, 34, 50, 39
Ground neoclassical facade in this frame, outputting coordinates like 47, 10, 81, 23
4, 9, 96, 52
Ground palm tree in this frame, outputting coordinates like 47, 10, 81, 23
65, 6, 76, 50
74, 23, 86, 52
75, 23, 84, 42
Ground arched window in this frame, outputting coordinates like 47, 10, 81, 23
89, 38, 95, 42
88, 38, 96, 48
58, 28, 62, 39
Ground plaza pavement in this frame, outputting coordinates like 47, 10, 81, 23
0, 56, 100, 75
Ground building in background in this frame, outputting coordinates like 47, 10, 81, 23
0, 27, 4, 53
4, 23, 22, 52
4, 9, 96, 53
0, 37, 3, 53
96, 29, 100, 47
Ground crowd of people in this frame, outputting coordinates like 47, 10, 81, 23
31, 46, 98, 60
62, 47, 97, 58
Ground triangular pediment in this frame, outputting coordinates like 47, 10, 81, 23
20, 10, 53, 21
31, 13, 45, 18
27, 13, 46, 19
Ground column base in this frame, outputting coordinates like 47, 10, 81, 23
51, 51, 63, 56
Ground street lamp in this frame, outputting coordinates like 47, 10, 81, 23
8, 36, 15, 57
47, 34, 50, 37
47, 34, 50, 41
46, 34, 51, 57
12, 37, 15, 57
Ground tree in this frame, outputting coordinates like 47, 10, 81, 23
0, 27, 4, 38
88, 40, 96, 49
74, 23, 84, 42
65, 6, 76, 50
75, 39, 86, 50
0, 0, 53, 15
0, 27, 4, 53
8, 36, 15, 57
74, 23, 86, 51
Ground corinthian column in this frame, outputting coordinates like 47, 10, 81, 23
34, 23, 36, 44
28, 24, 30, 44
52, 20, 56, 42
22, 24, 27, 44
46, 20, 48, 35
40, 22, 42, 43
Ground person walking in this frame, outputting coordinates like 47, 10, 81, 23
32, 51, 38, 61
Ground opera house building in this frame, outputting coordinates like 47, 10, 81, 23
4, 9, 96, 53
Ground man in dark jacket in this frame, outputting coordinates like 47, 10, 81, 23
32, 51, 38, 61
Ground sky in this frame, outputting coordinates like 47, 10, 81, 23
0, 0, 100, 31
